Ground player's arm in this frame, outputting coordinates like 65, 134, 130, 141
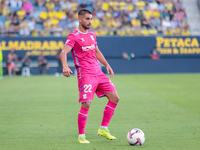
95, 46, 114, 77
60, 45, 73, 77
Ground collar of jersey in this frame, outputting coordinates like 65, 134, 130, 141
76, 29, 88, 34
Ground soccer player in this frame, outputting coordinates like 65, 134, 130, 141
60, 9, 119, 144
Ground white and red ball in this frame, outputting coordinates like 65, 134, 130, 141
127, 128, 145, 146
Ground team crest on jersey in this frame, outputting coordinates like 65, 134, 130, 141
65, 39, 70, 44
90, 35, 95, 41
83, 94, 87, 99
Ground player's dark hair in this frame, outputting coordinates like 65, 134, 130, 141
78, 9, 92, 17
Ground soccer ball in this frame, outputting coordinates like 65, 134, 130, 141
127, 128, 145, 146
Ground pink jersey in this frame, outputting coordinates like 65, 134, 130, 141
65, 29, 104, 79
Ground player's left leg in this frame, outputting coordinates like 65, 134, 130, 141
97, 92, 119, 140
96, 74, 119, 140
101, 92, 119, 127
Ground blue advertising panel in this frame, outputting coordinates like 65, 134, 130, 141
1, 36, 200, 74
156, 36, 200, 56
0, 37, 69, 59
0, 36, 200, 58
0, 36, 200, 59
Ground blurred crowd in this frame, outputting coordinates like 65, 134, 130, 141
0, 0, 190, 37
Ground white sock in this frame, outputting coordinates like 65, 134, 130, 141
79, 134, 85, 137
101, 126, 108, 129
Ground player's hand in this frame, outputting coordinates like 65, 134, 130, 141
63, 66, 73, 77
106, 65, 114, 77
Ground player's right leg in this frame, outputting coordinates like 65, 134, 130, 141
78, 102, 90, 143
77, 76, 98, 143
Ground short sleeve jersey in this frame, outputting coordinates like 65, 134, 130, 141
65, 29, 104, 79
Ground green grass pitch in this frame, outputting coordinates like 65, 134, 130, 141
0, 74, 200, 150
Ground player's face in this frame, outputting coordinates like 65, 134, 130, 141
80, 14, 92, 29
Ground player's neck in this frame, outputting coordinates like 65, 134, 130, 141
78, 26, 88, 33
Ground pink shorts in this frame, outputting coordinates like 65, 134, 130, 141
7, 64, 15, 68
78, 74, 117, 103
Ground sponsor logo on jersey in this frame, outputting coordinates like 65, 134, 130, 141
81, 38, 85, 42
82, 44, 95, 51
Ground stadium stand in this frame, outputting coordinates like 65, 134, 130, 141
0, 0, 190, 37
